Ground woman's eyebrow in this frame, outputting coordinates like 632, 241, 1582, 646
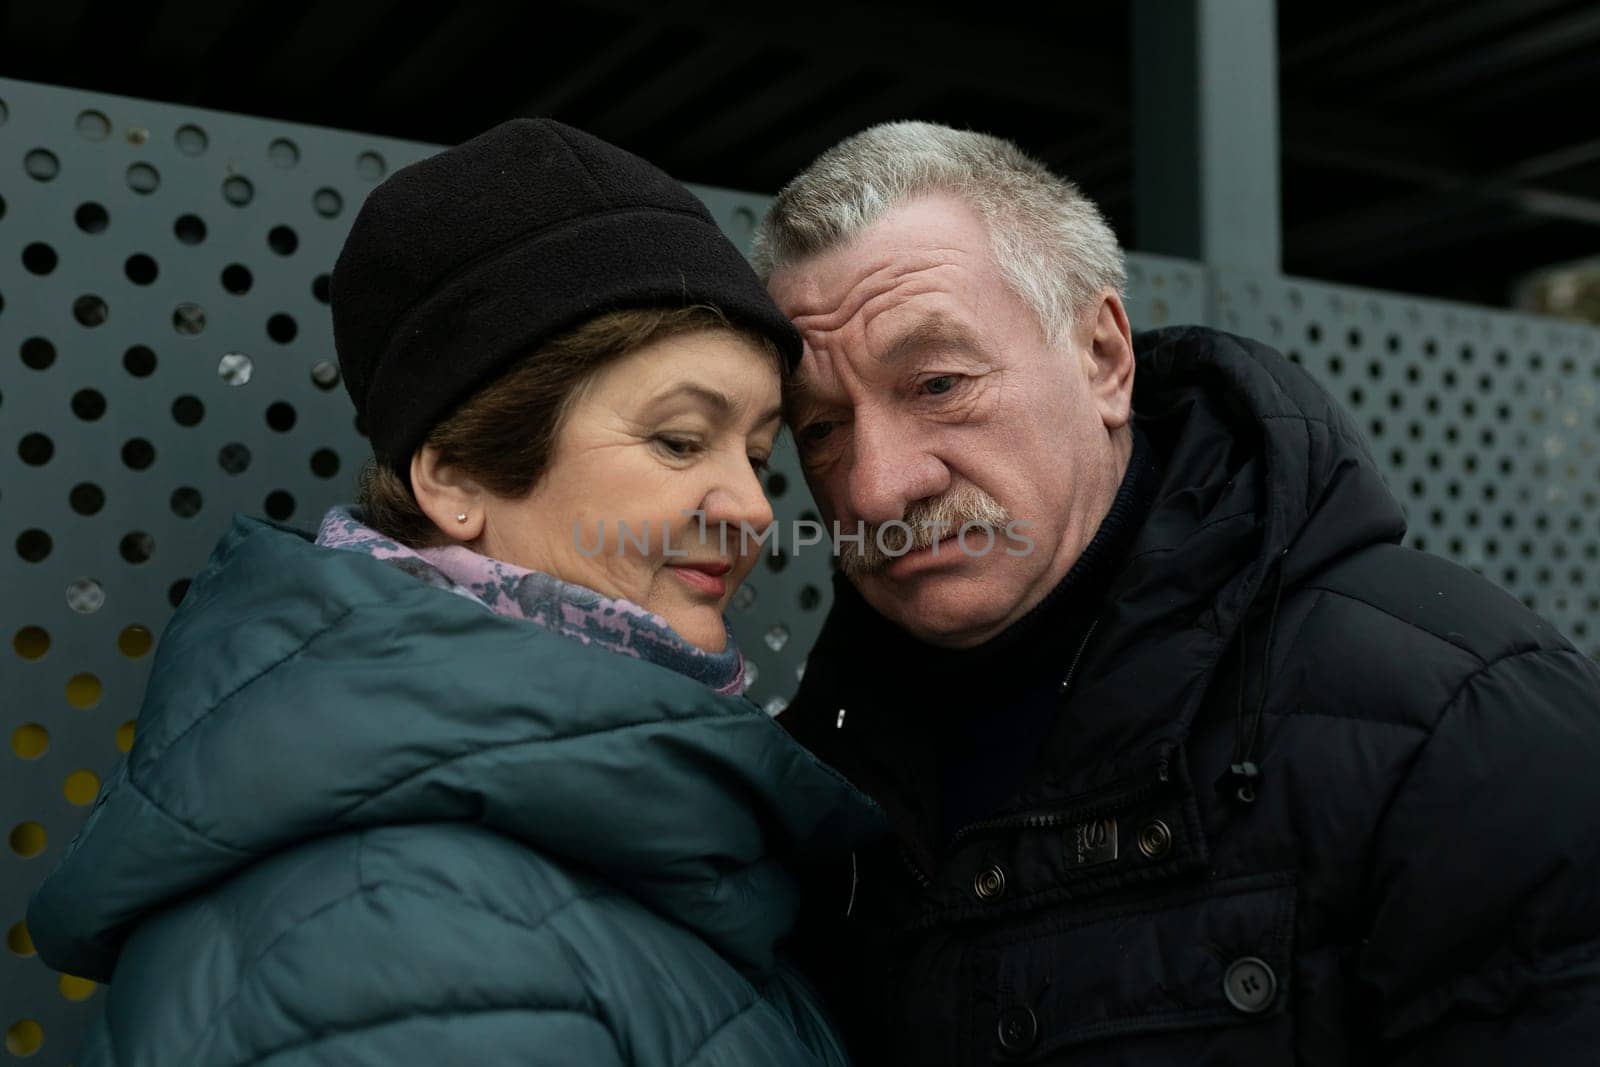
643, 383, 782, 424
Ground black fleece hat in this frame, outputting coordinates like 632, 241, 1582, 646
331, 118, 801, 481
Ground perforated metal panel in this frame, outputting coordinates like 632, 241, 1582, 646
1212, 269, 1600, 660
4, 73, 1594, 1065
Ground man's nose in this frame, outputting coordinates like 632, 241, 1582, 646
844, 410, 948, 525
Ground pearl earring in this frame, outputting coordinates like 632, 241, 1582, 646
455, 512, 468, 524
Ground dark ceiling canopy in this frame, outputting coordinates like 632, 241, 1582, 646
2, 0, 1596, 307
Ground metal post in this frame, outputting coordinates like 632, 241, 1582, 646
1132, 0, 1282, 272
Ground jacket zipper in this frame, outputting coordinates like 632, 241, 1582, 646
1058, 617, 1099, 696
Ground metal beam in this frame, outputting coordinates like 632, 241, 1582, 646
1132, 0, 1282, 270
1284, 141, 1600, 267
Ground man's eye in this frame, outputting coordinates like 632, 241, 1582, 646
800, 421, 836, 446
923, 375, 959, 396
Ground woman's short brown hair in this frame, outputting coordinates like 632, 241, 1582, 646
358, 305, 785, 548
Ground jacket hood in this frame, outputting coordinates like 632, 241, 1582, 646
29, 516, 884, 982
1038, 324, 1407, 784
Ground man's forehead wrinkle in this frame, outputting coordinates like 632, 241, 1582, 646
785, 244, 969, 323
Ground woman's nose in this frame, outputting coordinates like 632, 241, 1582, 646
701, 459, 775, 544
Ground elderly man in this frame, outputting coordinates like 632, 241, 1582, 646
753, 122, 1600, 1066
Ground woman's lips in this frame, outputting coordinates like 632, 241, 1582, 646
669, 561, 730, 599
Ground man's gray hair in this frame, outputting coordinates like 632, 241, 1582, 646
751, 121, 1126, 347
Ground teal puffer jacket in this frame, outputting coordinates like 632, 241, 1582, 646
28, 516, 884, 1066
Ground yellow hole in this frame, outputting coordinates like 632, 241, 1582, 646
5, 1018, 43, 1056
63, 771, 100, 807
117, 625, 153, 659
58, 974, 96, 1002
11, 723, 49, 760
65, 673, 102, 710
115, 720, 136, 754
6, 921, 34, 957
8, 822, 46, 859
12, 626, 49, 660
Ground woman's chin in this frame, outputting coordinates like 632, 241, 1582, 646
670, 610, 728, 653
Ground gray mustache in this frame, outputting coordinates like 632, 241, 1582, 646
838, 485, 1012, 577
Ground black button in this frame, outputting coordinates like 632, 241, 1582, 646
1223, 956, 1278, 1014
974, 864, 1007, 901
996, 1005, 1038, 1054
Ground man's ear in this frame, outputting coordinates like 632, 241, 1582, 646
410, 445, 484, 542
1083, 290, 1136, 431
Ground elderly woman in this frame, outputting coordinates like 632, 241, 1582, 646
28, 120, 880, 1066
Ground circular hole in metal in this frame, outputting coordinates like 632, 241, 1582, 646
264, 490, 295, 521
12, 722, 49, 758
174, 213, 207, 245
75, 109, 111, 140
310, 359, 340, 390
22, 241, 58, 274
20, 337, 56, 370
127, 125, 149, 145
766, 472, 788, 497
170, 394, 204, 427
265, 401, 297, 432
267, 137, 300, 168
64, 672, 101, 710
218, 442, 252, 474
356, 150, 387, 180
172, 302, 206, 336
121, 437, 155, 470
218, 352, 253, 386
175, 123, 208, 155
71, 389, 106, 421
312, 273, 331, 304
69, 482, 104, 515
221, 263, 253, 294
268, 225, 299, 255
124, 254, 158, 285
267, 312, 297, 343
67, 577, 105, 613
64, 770, 100, 807
799, 584, 823, 611
222, 175, 254, 206
123, 344, 157, 377
16, 529, 52, 563
24, 148, 60, 180
170, 486, 203, 518
119, 531, 154, 564
126, 162, 160, 195
18, 433, 54, 466
310, 448, 340, 479
74, 201, 110, 233
73, 293, 109, 327
313, 187, 343, 217
167, 579, 191, 608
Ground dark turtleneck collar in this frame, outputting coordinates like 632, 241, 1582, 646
822, 426, 1162, 846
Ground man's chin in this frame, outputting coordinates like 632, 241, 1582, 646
856, 570, 1021, 649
